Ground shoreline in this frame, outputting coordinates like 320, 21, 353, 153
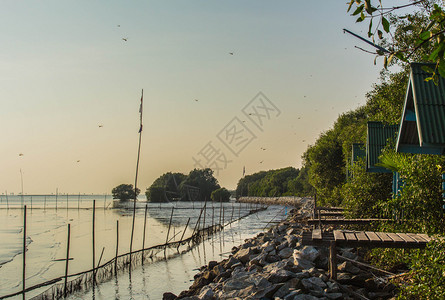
165, 197, 396, 300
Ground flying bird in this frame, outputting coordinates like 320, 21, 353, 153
98, 124, 103, 128
122, 38, 128, 41
19, 153, 24, 156
194, 99, 199, 102
77, 160, 80, 163
117, 25, 120, 27
259, 160, 264, 164
229, 52, 234, 55
260, 147, 266, 150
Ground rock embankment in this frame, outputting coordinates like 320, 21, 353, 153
237, 196, 312, 207
165, 199, 395, 300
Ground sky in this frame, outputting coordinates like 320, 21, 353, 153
0, 1, 390, 195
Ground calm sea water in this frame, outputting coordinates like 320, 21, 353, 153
0, 195, 288, 299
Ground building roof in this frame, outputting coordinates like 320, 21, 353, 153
366, 122, 399, 173
396, 63, 445, 154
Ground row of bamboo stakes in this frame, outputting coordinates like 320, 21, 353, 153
1, 200, 265, 300
0, 192, 110, 210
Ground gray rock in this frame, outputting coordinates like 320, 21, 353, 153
198, 286, 214, 300
337, 261, 360, 274
286, 235, 298, 248
224, 256, 240, 269
279, 247, 294, 259
284, 290, 302, 300
293, 256, 315, 271
234, 247, 255, 264
325, 292, 343, 299
162, 292, 177, 300
301, 276, 327, 291
262, 241, 276, 253
297, 246, 319, 262
267, 269, 295, 284
293, 294, 320, 300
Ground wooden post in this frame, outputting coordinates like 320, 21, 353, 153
22, 205, 27, 300
165, 207, 174, 248
104, 194, 107, 210
313, 192, 317, 219
329, 241, 337, 280
44, 195, 46, 211
5, 191, 9, 210
64, 224, 71, 297
115, 220, 119, 275
55, 188, 58, 211
142, 203, 148, 263
212, 207, 214, 233
30, 196, 32, 210
219, 200, 223, 228
178, 218, 190, 250
239, 202, 241, 219
92, 200, 96, 284
222, 207, 225, 227
231, 204, 234, 224
78, 193, 80, 210
203, 199, 207, 229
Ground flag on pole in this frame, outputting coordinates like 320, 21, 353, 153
139, 89, 143, 133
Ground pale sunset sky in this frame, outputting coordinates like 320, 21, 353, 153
1, 1, 394, 195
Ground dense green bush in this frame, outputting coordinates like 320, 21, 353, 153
397, 240, 445, 299
211, 188, 231, 202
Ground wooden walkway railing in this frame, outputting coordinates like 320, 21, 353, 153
302, 229, 432, 279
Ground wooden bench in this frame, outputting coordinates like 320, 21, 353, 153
302, 229, 432, 279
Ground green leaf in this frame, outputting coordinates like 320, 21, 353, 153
356, 12, 365, 23
364, 0, 377, 14
438, 61, 445, 79
378, 29, 383, 39
368, 18, 373, 37
382, 16, 390, 33
419, 30, 432, 41
403, 25, 415, 31
352, 4, 364, 16
347, 0, 354, 13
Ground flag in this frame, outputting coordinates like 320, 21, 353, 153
139, 89, 143, 133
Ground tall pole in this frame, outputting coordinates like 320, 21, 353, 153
22, 205, 27, 300
130, 89, 144, 262
64, 224, 71, 297
20, 169, 24, 208
92, 200, 96, 284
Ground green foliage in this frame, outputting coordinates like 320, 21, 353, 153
112, 184, 140, 202
397, 240, 445, 299
342, 159, 392, 218
378, 152, 445, 234
145, 172, 186, 202
179, 168, 220, 201
146, 169, 220, 202
211, 188, 231, 202
347, 1, 445, 79
235, 167, 311, 197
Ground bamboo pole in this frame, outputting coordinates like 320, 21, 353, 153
115, 220, 119, 275
5, 190, 9, 210
92, 200, 96, 284
130, 89, 144, 264
44, 195, 46, 211
142, 203, 148, 263
55, 188, 58, 211
64, 224, 71, 297
165, 207, 174, 250
30, 196, 32, 210
203, 198, 207, 229
22, 205, 27, 300
177, 218, 190, 250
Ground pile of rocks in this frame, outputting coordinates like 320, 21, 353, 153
164, 206, 396, 300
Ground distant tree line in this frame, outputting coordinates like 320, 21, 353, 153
145, 168, 225, 202
235, 166, 314, 198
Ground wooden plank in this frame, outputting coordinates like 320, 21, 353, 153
306, 219, 393, 225
417, 233, 432, 242
344, 232, 357, 241
375, 232, 393, 243
365, 231, 381, 242
386, 232, 405, 243
312, 229, 322, 240
355, 231, 369, 243
315, 206, 344, 212
406, 233, 427, 243
396, 233, 416, 243
333, 230, 346, 242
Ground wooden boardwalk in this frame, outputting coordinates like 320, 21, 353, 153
302, 229, 432, 280
303, 229, 431, 249
307, 218, 393, 226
